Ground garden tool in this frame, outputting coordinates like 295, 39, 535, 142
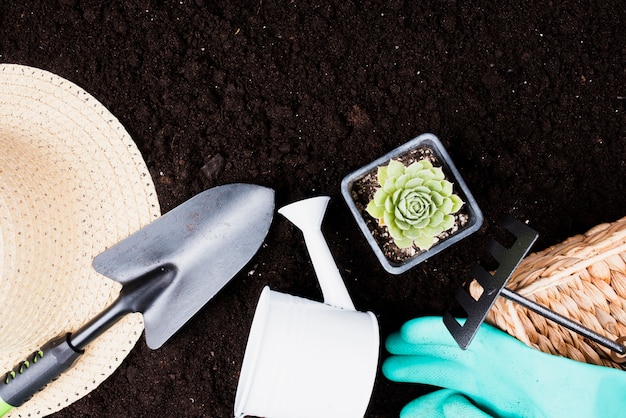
235, 197, 380, 418
384, 316, 626, 418
235, 196, 379, 418
0, 183, 275, 416
444, 216, 626, 358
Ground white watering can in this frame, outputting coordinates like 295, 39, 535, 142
234, 196, 380, 418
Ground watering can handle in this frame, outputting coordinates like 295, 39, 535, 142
278, 197, 356, 311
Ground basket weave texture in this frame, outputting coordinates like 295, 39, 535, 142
470, 217, 626, 370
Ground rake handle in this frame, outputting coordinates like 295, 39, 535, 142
500, 287, 626, 357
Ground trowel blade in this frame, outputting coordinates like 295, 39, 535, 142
93, 183, 275, 349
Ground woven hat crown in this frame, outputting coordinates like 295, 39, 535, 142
0, 64, 160, 417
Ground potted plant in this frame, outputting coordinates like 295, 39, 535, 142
341, 133, 483, 274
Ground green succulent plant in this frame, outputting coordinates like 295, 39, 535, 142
366, 158, 464, 250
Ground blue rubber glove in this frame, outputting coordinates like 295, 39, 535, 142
398, 388, 493, 418
383, 316, 626, 418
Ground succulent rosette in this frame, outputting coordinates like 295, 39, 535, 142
366, 159, 464, 250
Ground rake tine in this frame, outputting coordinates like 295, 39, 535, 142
471, 264, 497, 294
444, 216, 538, 349
444, 283, 497, 349
454, 285, 482, 313
486, 239, 508, 264
443, 311, 480, 349
502, 216, 537, 244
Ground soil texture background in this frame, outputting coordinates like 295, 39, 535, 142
2, 1, 626, 417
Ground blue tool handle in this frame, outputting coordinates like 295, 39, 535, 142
0, 334, 82, 414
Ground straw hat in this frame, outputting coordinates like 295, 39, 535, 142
0, 64, 160, 416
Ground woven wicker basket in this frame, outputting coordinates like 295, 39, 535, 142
470, 217, 626, 370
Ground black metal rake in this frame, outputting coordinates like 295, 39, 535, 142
444, 216, 626, 360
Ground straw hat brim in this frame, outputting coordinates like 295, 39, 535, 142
0, 64, 160, 416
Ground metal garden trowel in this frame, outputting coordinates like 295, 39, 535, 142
0, 183, 275, 416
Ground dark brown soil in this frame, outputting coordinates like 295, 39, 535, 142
2, 1, 626, 417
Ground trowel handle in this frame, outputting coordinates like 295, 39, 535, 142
303, 227, 356, 311
0, 334, 82, 415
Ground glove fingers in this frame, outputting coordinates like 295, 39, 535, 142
440, 393, 495, 418
400, 389, 495, 418
382, 354, 475, 394
386, 330, 467, 362
386, 330, 416, 355
399, 316, 465, 347
397, 316, 530, 357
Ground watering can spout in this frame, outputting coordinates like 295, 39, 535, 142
278, 195, 329, 231
279, 197, 356, 311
